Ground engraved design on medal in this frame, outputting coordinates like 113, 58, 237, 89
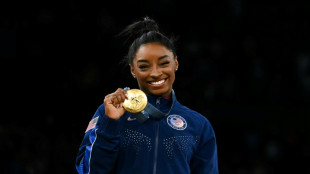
123, 89, 147, 113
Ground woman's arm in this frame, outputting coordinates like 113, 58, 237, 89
75, 104, 121, 174
190, 118, 219, 174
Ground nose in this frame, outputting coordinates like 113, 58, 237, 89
150, 66, 162, 78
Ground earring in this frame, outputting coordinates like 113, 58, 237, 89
175, 67, 178, 71
133, 75, 136, 78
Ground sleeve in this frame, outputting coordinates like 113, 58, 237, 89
190, 117, 219, 174
75, 104, 121, 174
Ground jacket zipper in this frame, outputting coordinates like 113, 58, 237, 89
156, 97, 160, 105
153, 97, 161, 174
153, 121, 159, 174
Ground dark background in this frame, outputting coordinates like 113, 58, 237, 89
1, 0, 310, 174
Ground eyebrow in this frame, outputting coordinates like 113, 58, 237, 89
137, 55, 169, 63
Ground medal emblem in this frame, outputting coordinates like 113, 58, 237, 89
123, 89, 148, 113
167, 115, 187, 130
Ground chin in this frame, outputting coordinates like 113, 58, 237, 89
148, 88, 171, 97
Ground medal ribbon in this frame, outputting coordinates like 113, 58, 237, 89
132, 89, 176, 123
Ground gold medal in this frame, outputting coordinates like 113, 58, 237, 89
123, 89, 148, 113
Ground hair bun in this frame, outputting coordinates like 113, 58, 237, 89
141, 16, 159, 33
118, 16, 160, 43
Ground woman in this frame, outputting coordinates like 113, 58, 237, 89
75, 16, 219, 174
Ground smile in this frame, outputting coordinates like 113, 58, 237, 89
148, 79, 166, 86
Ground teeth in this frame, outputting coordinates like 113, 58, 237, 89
151, 79, 165, 85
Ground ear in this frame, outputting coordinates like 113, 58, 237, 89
130, 64, 136, 78
174, 56, 179, 71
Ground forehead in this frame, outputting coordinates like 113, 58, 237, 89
135, 43, 173, 61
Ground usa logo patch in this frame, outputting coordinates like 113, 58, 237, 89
85, 116, 99, 133
167, 115, 187, 130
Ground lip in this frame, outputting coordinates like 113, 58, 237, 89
147, 78, 167, 87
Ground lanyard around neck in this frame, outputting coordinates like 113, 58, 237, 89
132, 89, 176, 123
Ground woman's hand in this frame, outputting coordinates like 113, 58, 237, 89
103, 88, 128, 120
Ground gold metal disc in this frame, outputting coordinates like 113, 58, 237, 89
123, 89, 147, 113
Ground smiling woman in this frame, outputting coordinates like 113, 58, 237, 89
75, 16, 219, 174
131, 42, 178, 97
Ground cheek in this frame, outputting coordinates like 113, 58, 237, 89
168, 68, 176, 77
136, 72, 148, 81
170, 73, 176, 82
170, 69, 177, 81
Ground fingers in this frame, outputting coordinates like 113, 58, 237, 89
104, 88, 129, 108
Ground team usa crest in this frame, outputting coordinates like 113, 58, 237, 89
167, 115, 187, 130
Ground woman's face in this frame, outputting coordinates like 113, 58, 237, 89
130, 42, 178, 97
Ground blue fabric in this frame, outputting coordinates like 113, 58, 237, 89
132, 89, 175, 122
75, 90, 219, 174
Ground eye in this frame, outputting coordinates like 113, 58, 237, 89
139, 65, 149, 69
160, 61, 170, 66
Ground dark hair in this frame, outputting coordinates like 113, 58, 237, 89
119, 16, 177, 65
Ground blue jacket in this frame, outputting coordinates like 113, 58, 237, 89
76, 90, 218, 174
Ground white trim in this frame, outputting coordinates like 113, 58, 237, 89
88, 128, 98, 174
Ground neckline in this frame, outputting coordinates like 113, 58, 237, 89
131, 89, 177, 123
144, 89, 176, 119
